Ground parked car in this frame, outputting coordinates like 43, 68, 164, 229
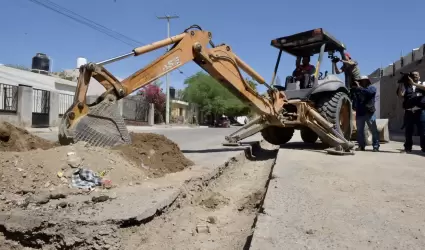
215, 116, 230, 128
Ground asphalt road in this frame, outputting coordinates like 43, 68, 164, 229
35, 127, 263, 169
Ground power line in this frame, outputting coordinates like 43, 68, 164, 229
27, 0, 143, 47
26, 0, 192, 77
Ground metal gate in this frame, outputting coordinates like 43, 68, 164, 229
32, 88, 50, 128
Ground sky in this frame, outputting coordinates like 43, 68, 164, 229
1, 0, 425, 93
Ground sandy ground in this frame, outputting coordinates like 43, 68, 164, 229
0, 123, 264, 250
120, 142, 279, 250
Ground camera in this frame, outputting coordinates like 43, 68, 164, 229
398, 71, 412, 83
328, 55, 340, 63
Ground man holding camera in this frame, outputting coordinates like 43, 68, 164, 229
397, 71, 425, 153
333, 52, 362, 89
351, 76, 380, 152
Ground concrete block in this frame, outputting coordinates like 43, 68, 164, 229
17, 85, 33, 127
412, 45, 424, 61
377, 118, 390, 142
403, 52, 413, 66
148, 103, 154, 126
394, 58, 402, 71
49, 91, 60, 127
383, 64, 394, 76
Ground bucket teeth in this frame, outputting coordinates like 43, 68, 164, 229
59, 95, 131, 148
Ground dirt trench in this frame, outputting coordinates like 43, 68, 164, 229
120, 142, 279, 250
0, 139, 278, 250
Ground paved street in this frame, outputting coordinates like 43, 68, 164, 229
250, 134, 425, 250
34, 126, 262, 169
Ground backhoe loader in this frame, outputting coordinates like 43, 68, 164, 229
58, 25, 356, 153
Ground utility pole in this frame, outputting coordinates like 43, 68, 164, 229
157, 14, 179, 124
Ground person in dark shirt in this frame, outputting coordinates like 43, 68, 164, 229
351, 76, 380, 152
396, 71, 425, 152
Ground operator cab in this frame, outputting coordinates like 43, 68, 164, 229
270, 28, 349, 100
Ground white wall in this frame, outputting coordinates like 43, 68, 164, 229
373, 81, 381, 118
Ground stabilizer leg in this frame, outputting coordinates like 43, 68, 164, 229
222, 116, 267, 146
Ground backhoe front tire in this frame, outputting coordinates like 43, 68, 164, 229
261, 126, 294, 145
315, 91, 353, 144
300, 127, 319, 143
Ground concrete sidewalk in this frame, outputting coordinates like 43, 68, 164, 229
250, 136, 425, 249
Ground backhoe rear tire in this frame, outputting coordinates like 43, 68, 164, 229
300, 127, 319, 143
261, 126, 294, 145
315, 91, 353, 144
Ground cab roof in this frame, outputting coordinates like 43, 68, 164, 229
271, 28, 346, 57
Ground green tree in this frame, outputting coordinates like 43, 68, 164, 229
245, 77, 258, 92
182, 71, 255, 118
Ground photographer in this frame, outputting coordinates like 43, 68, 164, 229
332, 52, 362, 89
351, 76, 380, 152
397, 71, 425, 153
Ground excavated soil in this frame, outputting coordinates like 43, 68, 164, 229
120, 143, 279, 250
114, 132, 194, 178
0, 142, 146, 196
0, 124, 195, 196
0, 122, 58, 151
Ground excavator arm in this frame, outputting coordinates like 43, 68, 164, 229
59, 26, 287, 147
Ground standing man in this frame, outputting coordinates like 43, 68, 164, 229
396, 71, 425, 152
351, 76, 380, 152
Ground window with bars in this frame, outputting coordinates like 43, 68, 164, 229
0, 83, 18, 112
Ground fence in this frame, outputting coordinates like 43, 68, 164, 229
0, 83, 18, 112
59, 93, 74, 116
122, 95, 150, 123
32, 89, 50, 113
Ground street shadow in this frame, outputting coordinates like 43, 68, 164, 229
280, 142, 329, 152
280, 142, 407, 154
238, 141, 259, 145
181, 142, 277, 161
181, 147, 245, 153
250, 142, 279, 161
361, 149, 402, 154
393, 148, 425, 156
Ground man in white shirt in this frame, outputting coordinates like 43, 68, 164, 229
396, 71, 425, 152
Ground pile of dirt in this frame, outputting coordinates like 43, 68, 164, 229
113, 132, 194, 178
0, 122, 58, 152
0, 142, 147, 196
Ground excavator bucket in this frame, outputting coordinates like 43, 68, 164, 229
59, 94, 131, 148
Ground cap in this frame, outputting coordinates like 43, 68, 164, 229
359, 75, 371, 84
344, 52, 351, 59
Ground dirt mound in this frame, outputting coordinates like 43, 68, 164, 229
114, 132, 194, 178
0, 122, 58, 152
0, 142, 147, 196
